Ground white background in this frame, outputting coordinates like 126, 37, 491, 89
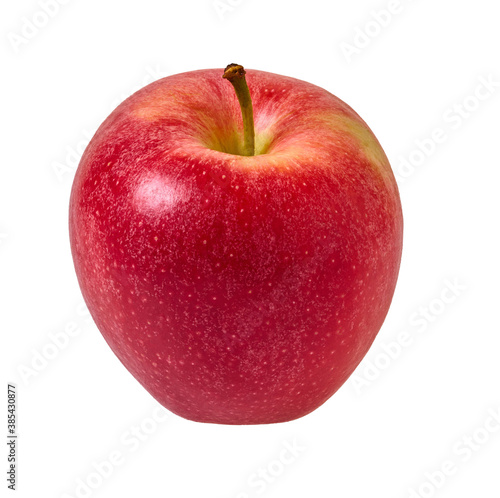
2, 0, 500, 497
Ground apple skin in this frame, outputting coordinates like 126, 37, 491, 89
69, 68, 403, 424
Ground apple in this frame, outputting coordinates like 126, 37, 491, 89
69, 64, 403, 424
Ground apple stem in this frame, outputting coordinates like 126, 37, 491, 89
223, 63, 255, 156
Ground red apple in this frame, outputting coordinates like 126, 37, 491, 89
69, 64, 403, 424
